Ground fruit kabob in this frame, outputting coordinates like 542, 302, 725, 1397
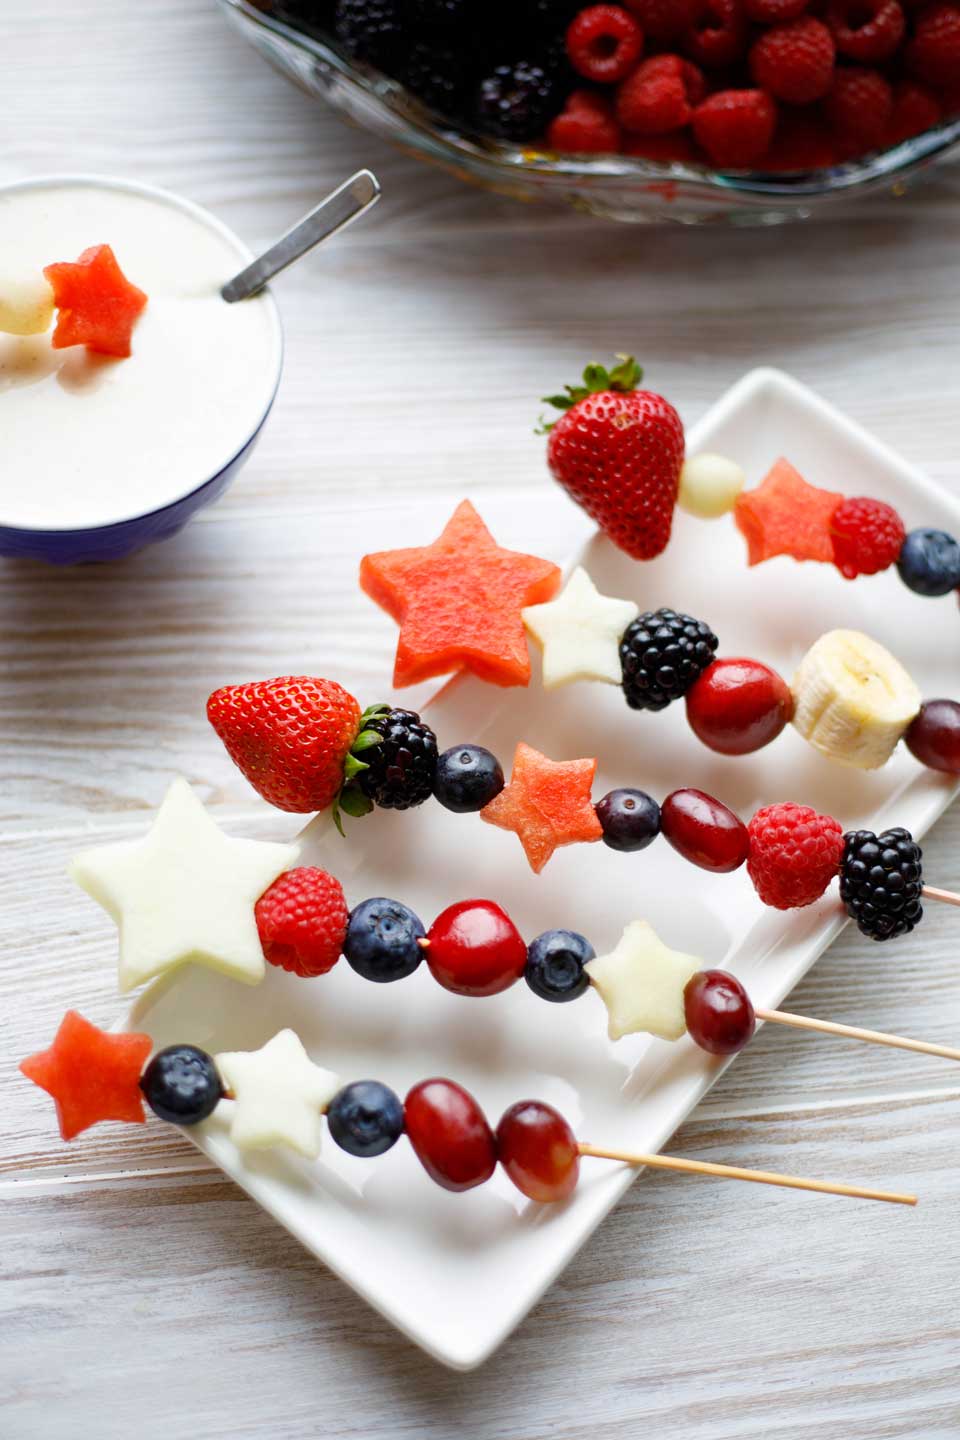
351, 497, 960, 772
20, 1011, 916, 1209
541, 357, 960, 610
51, 779, 960, 1073
207, 660, 953, 942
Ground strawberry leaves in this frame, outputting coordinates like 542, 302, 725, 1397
333, 702, 390, 834
538, 355, 643, 432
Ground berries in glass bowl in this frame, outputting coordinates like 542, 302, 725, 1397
253, 0, 959, 169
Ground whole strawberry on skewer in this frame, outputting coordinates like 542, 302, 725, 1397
541, 355, 685, 561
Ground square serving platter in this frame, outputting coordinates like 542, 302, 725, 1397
126, 368, 960, 1369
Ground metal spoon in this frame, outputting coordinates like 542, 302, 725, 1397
221, 169, 381, 303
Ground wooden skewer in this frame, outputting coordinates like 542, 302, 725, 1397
577, 1144, 916, 1206
922, 884, 960, 910
754, 1006, 960, 1062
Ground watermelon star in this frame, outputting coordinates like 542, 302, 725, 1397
734, 458, 842, 567
44, 244, 148, 358
480, 740, 603, 873
20, 1011, 152, 1141
360, 500, 562, 688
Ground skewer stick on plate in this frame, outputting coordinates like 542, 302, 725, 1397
576, 1145, 917, 1205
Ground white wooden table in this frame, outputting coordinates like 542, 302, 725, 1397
6, 3, 960, 1434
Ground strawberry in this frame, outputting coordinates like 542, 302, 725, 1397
542, 356, 684, 561
207, 675, 361, 815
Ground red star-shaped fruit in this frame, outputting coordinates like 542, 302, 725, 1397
20, 1010, 152, 1141
360, 500, 561, 688
734, 458, 842, 566
44, 244, 148, 358
480, 741, 603, 872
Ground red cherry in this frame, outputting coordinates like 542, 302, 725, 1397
905, 700, 960, 775
404, 1078, 497, 1192
685, 657, 793, 756
660, 788, 750, 872
426, 899, 527, 997
496, 1100, 580, 1203
684, 970, 756, 1054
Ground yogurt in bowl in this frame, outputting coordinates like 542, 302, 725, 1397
0, 175, 283, 562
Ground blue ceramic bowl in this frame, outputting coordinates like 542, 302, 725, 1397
0, 176, 283, 565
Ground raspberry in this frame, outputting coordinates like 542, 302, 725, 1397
885, 80, 942, 144
547, 89, 622, 149
825, 0, 905, 63
750, 17, 835, 103
255, 866, 349, 977
830, 496, 906, 578
766, 111, 837, 168
682, 0, 748, 68
617, 54, 705, 133
566, 4, 644, 83
622, 131, 698, 160
747, 803, 844, 910
744, 0, 808, 17
622, 0, 696, 40
824, 66, 892, 149
692, 88, 777, 166
908, 4, 960, 88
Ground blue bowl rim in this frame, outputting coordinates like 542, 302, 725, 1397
0, 172, 284, 536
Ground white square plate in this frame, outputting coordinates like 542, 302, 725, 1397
127, 368, 960, 1369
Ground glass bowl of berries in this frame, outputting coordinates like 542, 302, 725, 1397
221, 0, 960, 224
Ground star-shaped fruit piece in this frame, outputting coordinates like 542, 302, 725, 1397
480, 741, 602, 873
360, 500, 562, 688
734, 458, 842, 566
585, 920, 702, 1042
69, 778, 299, 994
216, 1030, 339, 1159
20, 1011, 152, 1140
44, 243, 147, 358
522, 566, 638, 689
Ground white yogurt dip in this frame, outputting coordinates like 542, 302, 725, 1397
0, 177, 282, 531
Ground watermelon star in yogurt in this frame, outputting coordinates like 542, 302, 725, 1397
20, 1010, 152, 1141
360, 500, 562, 688
44, 243, 148, 358
480, 740, 603, 872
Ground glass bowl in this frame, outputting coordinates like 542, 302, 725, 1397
220, 0, 960, 225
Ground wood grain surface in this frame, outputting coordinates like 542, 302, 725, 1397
4, 2, 960, 1435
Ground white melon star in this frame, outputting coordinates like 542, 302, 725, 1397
216, 1030, 340, 1159
522, 567, 638, 689
585, 920, 702, 1042
69, 778, 299, 994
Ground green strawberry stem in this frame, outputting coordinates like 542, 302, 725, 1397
537, 355, 643, 434
332, 700, 391, 834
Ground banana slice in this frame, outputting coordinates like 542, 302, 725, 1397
791, 629, 921, 770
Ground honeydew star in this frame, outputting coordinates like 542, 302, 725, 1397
522, 566, 639, 689
69, 778, 299, 994
216, 1030, 340, 1159
585, 920, 702, 1042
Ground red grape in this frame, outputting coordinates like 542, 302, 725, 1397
496, 1100, 580, 1203
684, 969, 756, 1054
404, 1078, 497, 1192
905, 699, 960, 774
661, 788, 750, 872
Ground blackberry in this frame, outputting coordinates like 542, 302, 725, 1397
620, 609, 718, 711
473, 60, 564, 141
275, 0, 336, 31
356, 707, 438, 809
334, 0, 405, 68
403, 39, 471, 118
839, 827, 924, 942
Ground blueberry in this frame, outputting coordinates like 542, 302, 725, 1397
433, 744, 504, 813
327, 1080, 404, 1157
595, 788, 661, 853
140, 1045, 222, 1126
897, 528, 960, 597
343, 897, 425, 982
524, 929, 594, 1002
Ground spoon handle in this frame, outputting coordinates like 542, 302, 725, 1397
221, 169, 381, 303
